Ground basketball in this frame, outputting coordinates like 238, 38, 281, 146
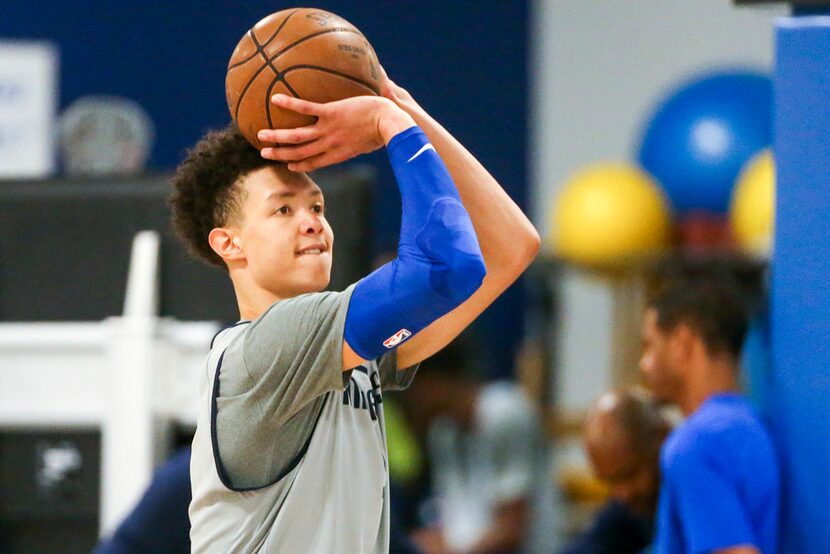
226, 8, 382, 149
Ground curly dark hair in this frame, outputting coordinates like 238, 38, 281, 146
169, 124, 280, 267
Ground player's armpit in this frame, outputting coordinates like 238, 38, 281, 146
342, 339, 366, 371
395, 252, 533, 369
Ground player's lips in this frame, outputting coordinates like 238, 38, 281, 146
295, 244, 328, 256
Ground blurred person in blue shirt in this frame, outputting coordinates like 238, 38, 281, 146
640, 274, 780, 554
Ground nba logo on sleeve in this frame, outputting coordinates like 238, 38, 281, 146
383, 328, 412, 349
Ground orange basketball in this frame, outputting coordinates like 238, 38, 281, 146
226, 8, 381, 149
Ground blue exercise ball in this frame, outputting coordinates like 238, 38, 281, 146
637, 70, 772, 214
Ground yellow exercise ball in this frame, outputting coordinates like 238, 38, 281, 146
551, 162, 671, 268
730, 150, 775, 258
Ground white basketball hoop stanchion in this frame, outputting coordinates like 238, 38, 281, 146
0, 230, 218, 539
100, 230, 161, 535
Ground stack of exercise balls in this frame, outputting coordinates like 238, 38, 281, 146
551, 70, 775, 269
730, 149, 775, 258
552, 163, 671, 269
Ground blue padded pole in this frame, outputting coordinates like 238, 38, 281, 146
771, 13, 830, 554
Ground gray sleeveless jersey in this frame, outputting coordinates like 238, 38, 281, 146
189, 286, 417, 553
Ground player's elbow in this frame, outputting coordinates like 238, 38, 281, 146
504, 225, 541, 276
528, 225, 542, 254
442, 249, 486, 304
516, 224, 542, 267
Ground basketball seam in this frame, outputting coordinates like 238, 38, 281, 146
227, 9, 301, 71
249, 31, 289, 131
251, 31, 305, 130
280, 76, 301, 98
234, 31, 278, 123
262, 9, 300, 47
281, 65, 379, 95
271, 27, 365, 65
232, 27, 362, 123
231, 26, 368, 127
264, 74, 280, 129
254, 36, 285, 85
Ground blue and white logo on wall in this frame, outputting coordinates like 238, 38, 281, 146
0, 41, 58, 178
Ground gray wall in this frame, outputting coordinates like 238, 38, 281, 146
531, 0, 782, 236
529, 0, 784, 412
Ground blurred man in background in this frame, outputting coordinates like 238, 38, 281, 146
562, 387, 670, 554
641, 275, 780, 554
92, 448, 192, 554
403, 337, 545, 554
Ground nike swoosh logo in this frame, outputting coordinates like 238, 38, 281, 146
407, 143, 436, 163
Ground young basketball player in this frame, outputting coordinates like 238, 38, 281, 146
171, 73, 539, 553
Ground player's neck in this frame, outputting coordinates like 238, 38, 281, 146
681, 356, 741, 416
230, 271, 284, 321
236, 299, 269, 321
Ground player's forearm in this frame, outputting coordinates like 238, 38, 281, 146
385, 84, 540, 278
386, 84, 539, 369
343, 127, 486, 362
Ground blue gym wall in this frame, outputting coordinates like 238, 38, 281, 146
772, 13, 830, 553
1, 0, 529, 377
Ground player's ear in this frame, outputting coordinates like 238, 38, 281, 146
671, 323, 696, 361
208, 227, 245, 263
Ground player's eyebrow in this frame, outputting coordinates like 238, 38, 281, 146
265, 189, 322, 201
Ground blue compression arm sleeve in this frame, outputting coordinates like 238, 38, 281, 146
345, 126, 485, 360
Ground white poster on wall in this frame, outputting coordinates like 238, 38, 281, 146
0, 41, 59, 178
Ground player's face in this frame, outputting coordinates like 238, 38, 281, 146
639, 308, 684, 405
237, 166, 333, 297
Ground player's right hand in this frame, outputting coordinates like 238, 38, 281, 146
258, 94, 415, 172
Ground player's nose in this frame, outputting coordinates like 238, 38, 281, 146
299, 210, 324, 235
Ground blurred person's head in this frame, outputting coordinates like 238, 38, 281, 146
585, 388, 670, 518
640, 273, 748, 412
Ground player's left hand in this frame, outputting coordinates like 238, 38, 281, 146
258, 93, 414, 172
377, 64, 411, 105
